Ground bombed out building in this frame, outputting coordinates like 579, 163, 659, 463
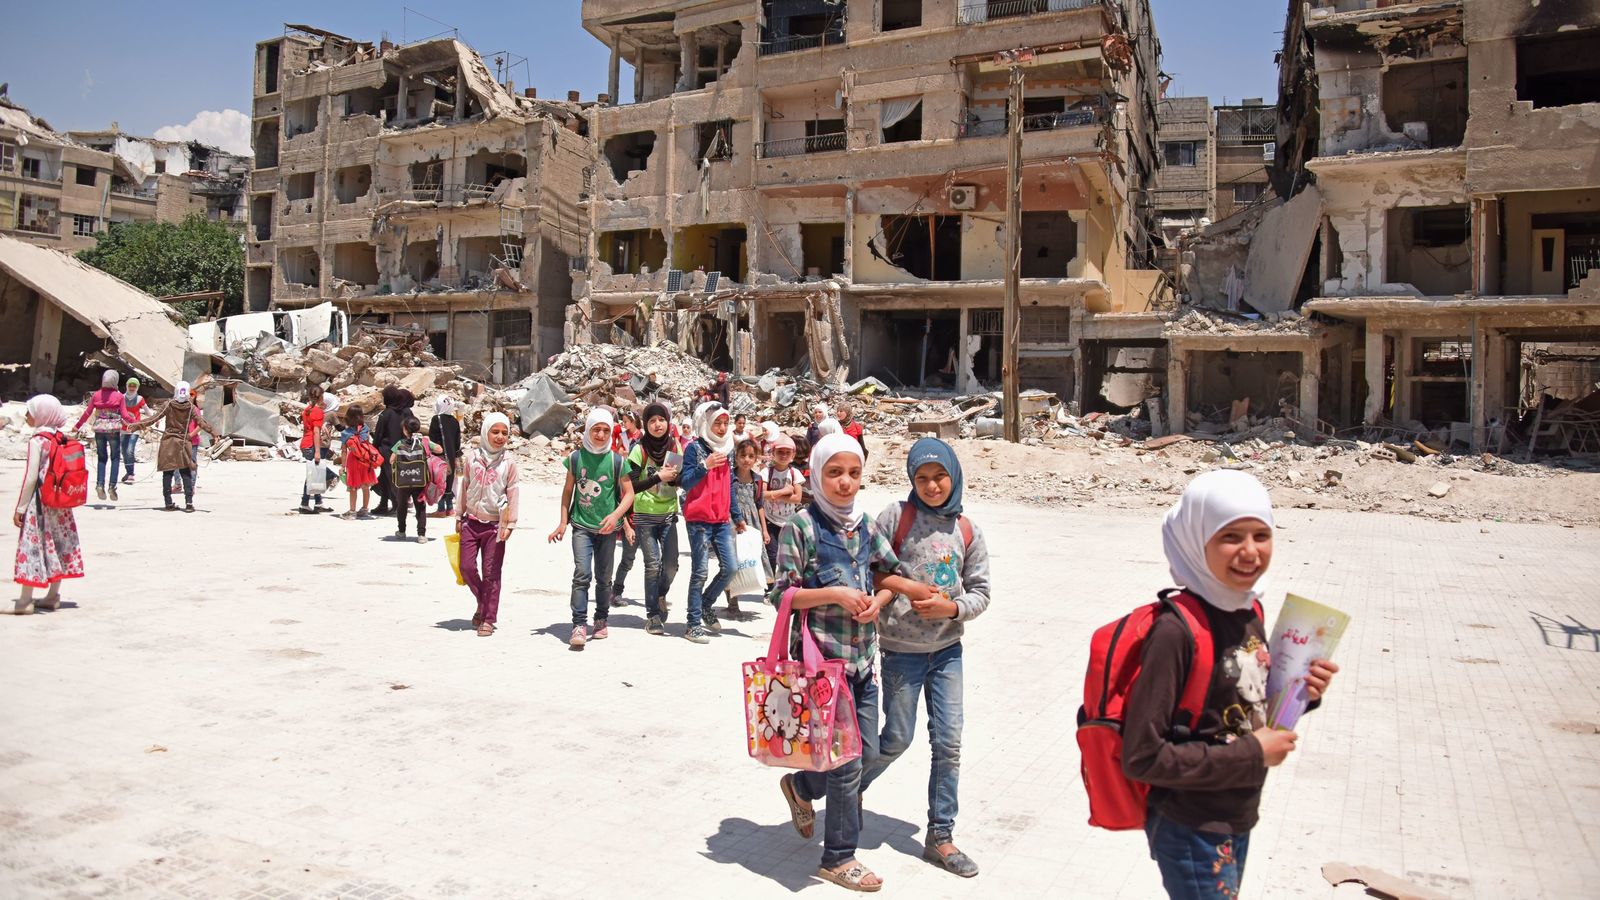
573, 0, 1168, 409
248, 25, 592, 383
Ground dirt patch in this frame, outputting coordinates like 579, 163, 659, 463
1552, 720, 1600, 735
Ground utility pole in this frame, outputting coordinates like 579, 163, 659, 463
1003, 64, 1024, 443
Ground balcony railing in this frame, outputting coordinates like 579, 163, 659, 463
759, 28, 845, 57
402, 182, 502, 204
958, 0, 1099, 25
1217, 131, 1277, 146
14, 216, 59, 235
110, 183, 158, 199
958, 108, 1100, 138
758, 132, 847, 159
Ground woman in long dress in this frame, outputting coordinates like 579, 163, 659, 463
11, 395, 84, 615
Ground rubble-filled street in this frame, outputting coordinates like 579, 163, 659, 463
0, 458, 1596, 899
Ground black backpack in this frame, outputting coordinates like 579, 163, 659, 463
392, 439, 427, 489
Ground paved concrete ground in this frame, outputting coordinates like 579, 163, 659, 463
0, 456, 1596, 899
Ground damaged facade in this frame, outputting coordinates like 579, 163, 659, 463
247, 25, 592, 383
574, 0, 1166, 409
1151, 96, 1214, 275
67, 127, 251, 224
1166, 0, 1600, 453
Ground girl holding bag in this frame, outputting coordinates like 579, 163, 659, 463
767, 433, 906, 893
457, 413, 519, 637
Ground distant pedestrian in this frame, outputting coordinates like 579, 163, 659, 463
807, 403, 830, 448
338, 406, 380, 518
133, 381, 217, 513
389, 415, 436, 543
549, 408, 633, 649
372, 386, 405, 516
119, 377, 147, 484
458, 412, 519, 637
11, 395, 83, 615
711, 371, 731, 408
727, 437, 769, 619
837, 402, 866, 462
678, 402, 735, 644
299, 385, 328, 514
429, 396, 462, 514
761, 433, 803, 571
73, 369, 134, 502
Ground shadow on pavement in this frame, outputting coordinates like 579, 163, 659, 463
433, 618, 475, 632
704, 810, 922, 892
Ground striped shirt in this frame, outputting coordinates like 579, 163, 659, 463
767, 509, 903, 677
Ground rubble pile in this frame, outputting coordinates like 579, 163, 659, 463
1166, 308, 1317, 335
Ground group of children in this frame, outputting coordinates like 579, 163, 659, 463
11, 375, 1339, 900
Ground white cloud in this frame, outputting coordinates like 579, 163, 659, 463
80, 68, 95, 100
153, 109, 252, 156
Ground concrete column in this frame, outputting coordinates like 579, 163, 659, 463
1470, 320, 1489, 450
1484, 329, 1509, 448
30, 295, 63, 395
634, 48, 644, 103
395, 73, 409, 122
677, 32, 695, 92
1363, 327, 1385, 424
1298, 346, 1322, 434
608, 38, 621, 105
842, 189, 855, 281
454, 66, 467, 120
1393, 332, 1412, 423
1166, 346, 1189, 437
956, 306, 971, 394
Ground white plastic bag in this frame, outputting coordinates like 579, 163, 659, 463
304, 459, 331, 496
727, 526, 767, 597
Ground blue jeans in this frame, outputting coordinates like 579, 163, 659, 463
613, 525, 638, 597
1144, 809, 1251, 899
570, 526, 617, 626
684, 520, 734, 628
94, 433, 121, 487
635, 518, 680, 620
119, 433, 139, 478
793, 670, 881, 869
862, 642, 964, 842
300, 447, 325, 506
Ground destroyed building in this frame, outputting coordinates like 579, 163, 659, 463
247, 25, 592, 384
573, 0, 1168, 409
67, 127, 251, 225
1212, 99, 1277, 221
1151, 96, 1215, 275
1164, 0, 1600, 453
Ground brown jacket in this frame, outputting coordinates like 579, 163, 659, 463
136, 400, 218, 472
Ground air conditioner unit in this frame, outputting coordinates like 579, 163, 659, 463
948, 184, 978, 211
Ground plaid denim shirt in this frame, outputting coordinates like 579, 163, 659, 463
767, 509, 903, 677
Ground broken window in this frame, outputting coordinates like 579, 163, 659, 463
409, 160, 445, 200
340, 87, 382, 118
698, 121, 734, 161
693, 29, 743, 89
879, 215, 961, 281
74, 166, 97, 187
21, 156, 43, 181
465, 149, 526, 191
1163, 141, 1197, 167
255, 120, 279, 168
883, 0, 922, 31
603, 131, 657, 182
0, 140, 15, 173
72, 214, 97, 237
250, 194, 273, 241
1387, 206, 1471, 295
1020, 212, 1077, 278
285, 172, 315, 202
880, 97, 923, 144
1020, 306, 1071, 343
332, 242, 379, 286
280, 248, 319, 287
1232, 182, 1266, 205
1516, 29, 1600, 109
285, 98, 320, 138
458, 236, 504, 280
334, 165, 371, 204
801, 223, 846, 276
16, 195, 58, 234
761, 1, 846, 55
262, 42, 281, 94
405, 239, 441, 283
154, 160, 166, 175
1382, 59, 1467, 147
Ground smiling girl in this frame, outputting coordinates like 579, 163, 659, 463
457, 413, 519, 637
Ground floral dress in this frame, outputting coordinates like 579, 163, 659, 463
14, 432, 84, 588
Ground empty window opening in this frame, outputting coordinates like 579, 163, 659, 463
1387, 206, 1471, 295
603, 131, 657, 182
1530, 211, 1600, 290
247, 268, 272, 311
465, 149, 526, 191
881, 98, 923, 143
458, 236, 507, 280
280, 248, 319, 287
341, 86, 382, 118
334, 165, 371, 204
880, 215, 962, 281
74, 166, 97, 187
0, 140, 15, 173
1020, 212, 1078, 278
693, 30, 744, 89
1382, 59, 1468, 147
255, 120, 279, 168
405, 239, 441, 283
332, 242, 379, 286
883, 0, 922, 31
1516, 29, 1600, 109
698, 121, 734, 161
285, 172, 315, 202
262, 43, 281, 93
154, 160, 167, 174
403, 67, 464, 121
761, 311, 807, 372
1232, 182, 1267, 205
72, 214, 98, 237
601, 229, 667, 275
860, 309, 960, 388
1019, 95, 1068, 132
285, 98, 320, 138
1163, 141, 1197, 167
250, 194, 273, 240
673, 223, 748, 281
801, 223, 846, 276
761, 1, 847, 54
409, 160, 445, 200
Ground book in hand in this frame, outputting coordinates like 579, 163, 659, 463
653, 452, 682, 497
1264, 594, 1350, 731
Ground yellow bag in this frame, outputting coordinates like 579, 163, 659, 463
443, 532, 465, 586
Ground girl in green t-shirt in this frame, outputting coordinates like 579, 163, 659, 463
549, 408, 633, 649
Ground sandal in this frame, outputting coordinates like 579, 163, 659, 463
779, 774, 815, 839
816, 861, 882, 892
476, 622, 495, 637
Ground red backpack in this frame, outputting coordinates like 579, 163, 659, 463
1076, 589, 1263, 831
38, 432, 89, 509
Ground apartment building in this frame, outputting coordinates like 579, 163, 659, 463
1277, 0, 1600, 449
575, 0, 1166, 407
1150, 96, 1214, 273
1212, 99, 1276, 221
69, 127, 251, 225
248, 25, 591, 383
0, 97, 162, 253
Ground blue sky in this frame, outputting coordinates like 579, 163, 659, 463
0, 0, 1284, 152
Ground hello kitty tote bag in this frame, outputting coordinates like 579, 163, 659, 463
742, 587, 862, 772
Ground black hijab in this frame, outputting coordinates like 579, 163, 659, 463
640, 401, 673, 463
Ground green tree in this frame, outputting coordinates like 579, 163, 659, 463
77, 215, 245, 322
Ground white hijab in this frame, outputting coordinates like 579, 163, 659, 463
435, 395, 456, 415
1162, 470, 1276, 613
816, 417, 843, 438
582, 407, 614, 454
174, 381, 192, 403
693, 401, 734, 455
477, 411, 511, 469
807, 433, 865, 531
26, 394, 67, 432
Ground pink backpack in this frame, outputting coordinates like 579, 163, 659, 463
423, 452, 450, 506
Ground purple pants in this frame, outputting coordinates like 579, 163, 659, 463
460, 517, 506, 624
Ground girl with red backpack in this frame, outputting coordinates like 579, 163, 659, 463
1121, 471, 1339, 899
11, 395, 84, 615
338, 406, 380, 518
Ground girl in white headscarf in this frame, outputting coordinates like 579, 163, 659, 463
72, 368, 135, 502
768, 431, 904, 892
428, 394, 463, 513
457, 412, 520, 636
1122, 470, 1338, 898
12, 395, 84, 615
550, 406, 633, 648
677, 402, 736, 642
132, 381, 218, 512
